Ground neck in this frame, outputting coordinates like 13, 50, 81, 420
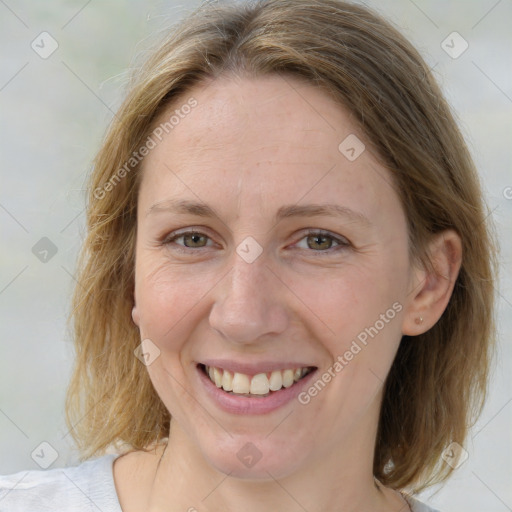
147, 400, 407, 511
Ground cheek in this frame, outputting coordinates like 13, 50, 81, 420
133, 260, 212, 417
294, 255, 407, 392
134, 258, 213, 346
295, 260, 406, 343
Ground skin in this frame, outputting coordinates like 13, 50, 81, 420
114, 73, 462, 512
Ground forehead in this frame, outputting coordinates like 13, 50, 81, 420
138, 73, 401, 224
152, 73, 360, 164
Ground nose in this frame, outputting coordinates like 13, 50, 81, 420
208, 252, 289, 345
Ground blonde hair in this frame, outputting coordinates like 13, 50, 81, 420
66, 0, 498, 492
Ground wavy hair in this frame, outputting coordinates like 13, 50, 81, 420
65, 0, 498, 493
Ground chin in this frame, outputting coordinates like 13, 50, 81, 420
201, 434, 308, 480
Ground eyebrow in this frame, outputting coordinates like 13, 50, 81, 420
146, 199, 371, 226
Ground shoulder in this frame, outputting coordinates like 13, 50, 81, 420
403, 493, 442, 512
0, 454, 122, 512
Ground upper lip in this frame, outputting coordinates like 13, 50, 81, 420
199, 359, 317, 376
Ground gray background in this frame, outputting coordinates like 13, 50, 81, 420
1, 0, 511, 510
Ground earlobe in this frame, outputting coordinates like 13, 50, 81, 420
132, 304, 140, 327
402, 229, 462, 336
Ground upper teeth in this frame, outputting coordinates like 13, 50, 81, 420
205, 365, 311, 395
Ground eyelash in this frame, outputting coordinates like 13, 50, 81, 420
162, 228, 351, 255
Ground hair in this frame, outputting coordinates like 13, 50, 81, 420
65, 0, 498, 493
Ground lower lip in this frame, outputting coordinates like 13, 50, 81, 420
196, 365, 318, 415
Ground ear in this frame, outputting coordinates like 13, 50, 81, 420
132, 291, 140, 327
402, 229, 462, 336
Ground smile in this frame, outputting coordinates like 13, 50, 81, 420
200, 364, 315, 397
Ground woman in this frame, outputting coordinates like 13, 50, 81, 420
0, 0, 497, 511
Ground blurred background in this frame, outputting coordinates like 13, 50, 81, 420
0, 0, 510, 510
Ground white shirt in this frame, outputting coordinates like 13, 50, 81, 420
0, 454, 441, 511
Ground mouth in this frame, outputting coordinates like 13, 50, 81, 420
198, 363, 316, 398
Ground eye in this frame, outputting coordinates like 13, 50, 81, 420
163, 230, 214, 250
161, 228, 350, 254
294, 230, 350, 253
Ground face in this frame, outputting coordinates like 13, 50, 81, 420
132, 73, 416, 479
